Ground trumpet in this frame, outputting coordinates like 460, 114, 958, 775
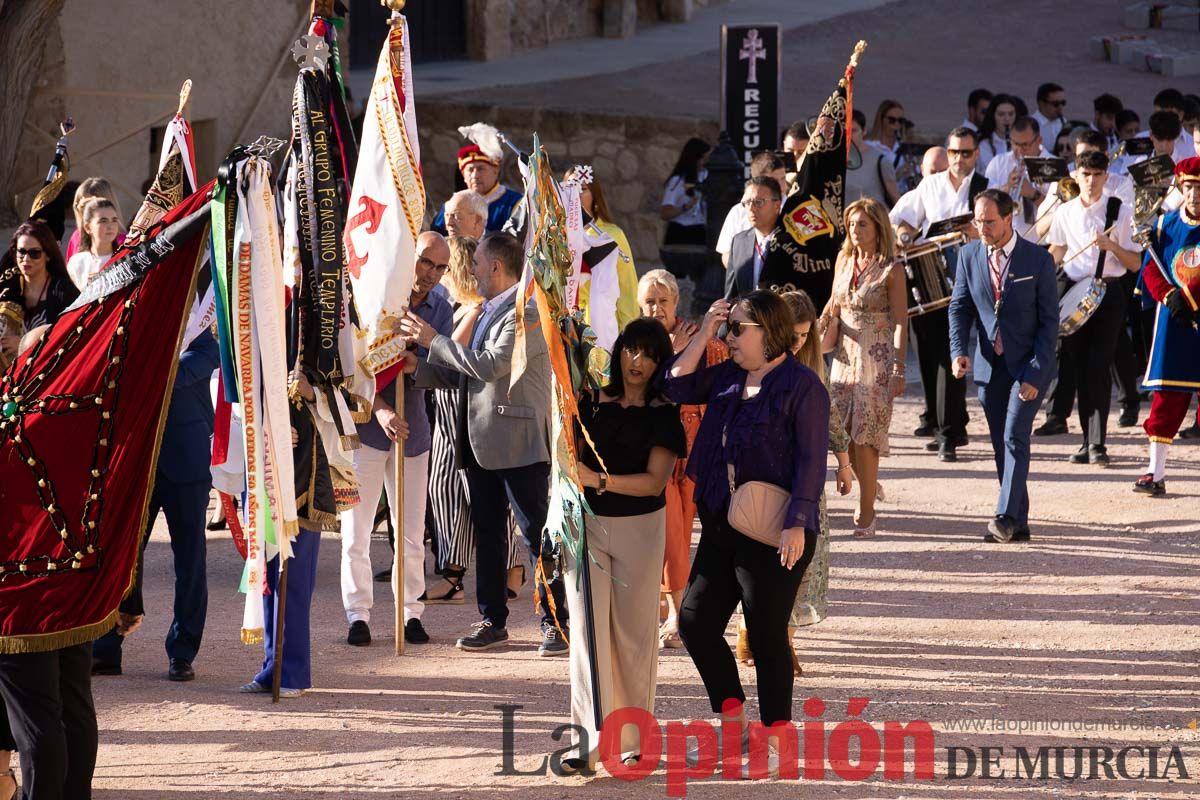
1030, 176, 1080, 245
1006, 152, 1029, 203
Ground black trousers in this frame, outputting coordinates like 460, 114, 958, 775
1062, 280, 1127, 449
462, 443, 566, 631
910, 307, 968, 441
0, 643, 97, 800
93, 476, 211, 668
1111, 271, 1144, 416
678, 507, 813, 726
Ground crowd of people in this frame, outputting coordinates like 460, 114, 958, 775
1, 76, 1199, 795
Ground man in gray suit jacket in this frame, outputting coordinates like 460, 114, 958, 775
950, 189, 1058, 544
401, 232, 568, 655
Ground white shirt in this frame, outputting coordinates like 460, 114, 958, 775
472, 283, 518, 347
1047, 195, 1138, 282
661, 171, 708, 228
978, 133, 1008, 172
716, 204, 751, 256
988, 231, 1019, 300
961, 118, 979, 133
66, 251, 110, 289
985, 148, 1052, 242
889, 169, 980, 238
1030, 111, 1064, 153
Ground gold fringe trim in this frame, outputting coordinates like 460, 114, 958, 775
1149, 435, 1174, 444
241, 628, 264, 645
305, 506, 339, 526
0, 608, 118, 655
340, 434, 361, 451
283, 519, 300, 538
348, 392, 373, 424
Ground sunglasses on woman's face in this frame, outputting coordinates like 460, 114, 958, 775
15, 247, 44, 259
726, 320, 762, 337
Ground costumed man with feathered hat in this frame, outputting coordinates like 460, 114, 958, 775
1132, 156, 1200, 496
431, 123, 522, 235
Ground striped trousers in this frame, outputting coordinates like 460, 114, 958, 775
427, 387, 523, 573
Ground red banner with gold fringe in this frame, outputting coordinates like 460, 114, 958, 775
0, 186, 212, 653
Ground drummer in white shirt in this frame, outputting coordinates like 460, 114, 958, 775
891, 127, 986, 461
985, 116, 1051, 242
1035, 130, 1134, 241
1045, 150, 1142, 467
1033, 128, 1138, 437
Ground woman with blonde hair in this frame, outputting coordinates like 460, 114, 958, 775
820, 198, 907, 537
424, 236, 525, 602
65, 177, 124, 260
636, 268, 727, 648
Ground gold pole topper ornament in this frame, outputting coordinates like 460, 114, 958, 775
382, 0, 407, 10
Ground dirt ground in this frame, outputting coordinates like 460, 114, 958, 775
77, 391, 1199, 799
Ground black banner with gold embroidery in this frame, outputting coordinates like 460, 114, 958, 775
759, 42, 866, 313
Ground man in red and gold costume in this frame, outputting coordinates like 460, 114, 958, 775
1133, 157, 1200, 496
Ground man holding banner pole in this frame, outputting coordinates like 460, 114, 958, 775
344, 2, 428, 654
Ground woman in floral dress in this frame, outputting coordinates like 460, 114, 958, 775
820, 198, 908, 536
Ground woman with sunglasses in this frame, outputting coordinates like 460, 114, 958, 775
0, 222, 79, 361
865, 100, 906, 161
661, 291, 829, 760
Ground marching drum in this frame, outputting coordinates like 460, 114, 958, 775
1058, 278, 1106, 337
901, 232, 963, 317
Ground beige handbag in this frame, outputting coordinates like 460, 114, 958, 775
724, 425, 789, 547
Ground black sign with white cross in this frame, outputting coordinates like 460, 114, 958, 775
721, 24, 781, 177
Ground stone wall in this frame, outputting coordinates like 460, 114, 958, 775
13, 0, 306, 221
510, 0, 604, 50
418, 100, 719, 268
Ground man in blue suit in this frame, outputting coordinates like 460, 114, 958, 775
92, 329, 219, 680
950, 189, 1058, 543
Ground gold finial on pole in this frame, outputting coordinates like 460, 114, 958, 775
382, 0, 406, 10
177, 79, 192, 117
849, 39, 867, 69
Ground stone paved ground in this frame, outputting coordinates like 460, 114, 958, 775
86, 394, 1200, 798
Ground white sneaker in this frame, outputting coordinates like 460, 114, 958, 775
739, 742, 780, 780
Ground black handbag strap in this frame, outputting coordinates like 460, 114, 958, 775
1094, 196, 1122, 280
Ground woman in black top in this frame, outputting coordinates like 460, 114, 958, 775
561, 318, 687, 772
0, 222, 80, 362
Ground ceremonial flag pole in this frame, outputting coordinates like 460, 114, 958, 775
392, 381, 405, 656
272, 560, 289, 701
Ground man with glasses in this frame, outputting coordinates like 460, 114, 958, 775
950, 189, 1058, 542
337, 231, 453, 647
890, 127, 987, 461
985, 116, 1051, 242
717, 152, 789, 267
1032, 83, 1067, 151
1046, 151, 1142, 466
726, 176, 783, 298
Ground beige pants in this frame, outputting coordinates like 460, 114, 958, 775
564, 508, 666, 761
